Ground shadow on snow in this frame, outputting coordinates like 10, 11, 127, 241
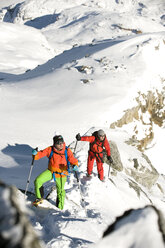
2, 143, 32, 166
0, 143, 48, 189
25, 14, 60, 29
0, 38, 124, 82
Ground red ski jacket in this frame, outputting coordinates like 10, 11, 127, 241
80, 135, 111, 156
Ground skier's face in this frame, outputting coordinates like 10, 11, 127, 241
98, 135, 105, 141
55, 141, 64, 151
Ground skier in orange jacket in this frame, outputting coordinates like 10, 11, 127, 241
76, 129, 113, 181
32, 134, 78, 209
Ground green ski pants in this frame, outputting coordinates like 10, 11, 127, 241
34, 169, 67, 210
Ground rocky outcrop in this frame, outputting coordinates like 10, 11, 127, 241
103, 140, 158, 189
103, 140, 123, 172
76, 65, 93, 74
113, 24, 142, 34
0, 181, 43, 248
94, 205, 165, 248
126, 178, 153, 203
110, 88, 165, 151
125, 154, 159, 190
109, 88, 164, 189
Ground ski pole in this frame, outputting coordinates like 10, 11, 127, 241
73, 140, 88, 216
108, 165, 111, 178
73, 140, 79, 182
73, 140, 78, 155
24, 147, 38, 197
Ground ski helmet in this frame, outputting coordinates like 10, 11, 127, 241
53, 135, 64, 145
97, 129, 105, 137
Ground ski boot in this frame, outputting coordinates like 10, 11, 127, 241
32, 198, 43, 207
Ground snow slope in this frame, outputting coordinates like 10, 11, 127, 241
0, 22, 55, 74
0, 0, 165, 247
1, 127, 165, 248
0, 30, 165, 172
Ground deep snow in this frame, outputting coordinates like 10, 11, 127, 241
0, 0, 165, 247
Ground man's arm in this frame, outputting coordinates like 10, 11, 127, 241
76, 133, 95, 142
34, 147, 51, 160
104, 138, 111, 156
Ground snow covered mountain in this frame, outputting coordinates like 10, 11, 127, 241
0, 0, 165, 247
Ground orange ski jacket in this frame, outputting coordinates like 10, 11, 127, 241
34, 143, 78, 177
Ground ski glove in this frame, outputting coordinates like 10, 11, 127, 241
32, 149, 38, 155
107, 156, 113, 164
76, 133, 81, 141
72, 165, 79, 172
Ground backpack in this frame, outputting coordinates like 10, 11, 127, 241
48, 146, 71, 178
90, 131, 104, 151
91, 131, 98, 138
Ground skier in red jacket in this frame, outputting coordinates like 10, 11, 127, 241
76, 129, 113, 181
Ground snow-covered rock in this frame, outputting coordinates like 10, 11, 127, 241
94, 205, 165, 248
0, 181, 43, 248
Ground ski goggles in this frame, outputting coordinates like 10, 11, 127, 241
98, 135, 105, 140
98, 134, 105, 138
55, 140, 64, 145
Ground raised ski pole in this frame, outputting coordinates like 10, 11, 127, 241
73, 140, 88, 216
73, 140, 78, 155
24, 147, 38, 197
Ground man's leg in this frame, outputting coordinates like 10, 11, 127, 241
55, 176, 67, 210
96, 161, 104, 181
34, 169, 52, 199
87, 152, 95, 175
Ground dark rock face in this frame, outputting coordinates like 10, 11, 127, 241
0, 181, 43, 248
